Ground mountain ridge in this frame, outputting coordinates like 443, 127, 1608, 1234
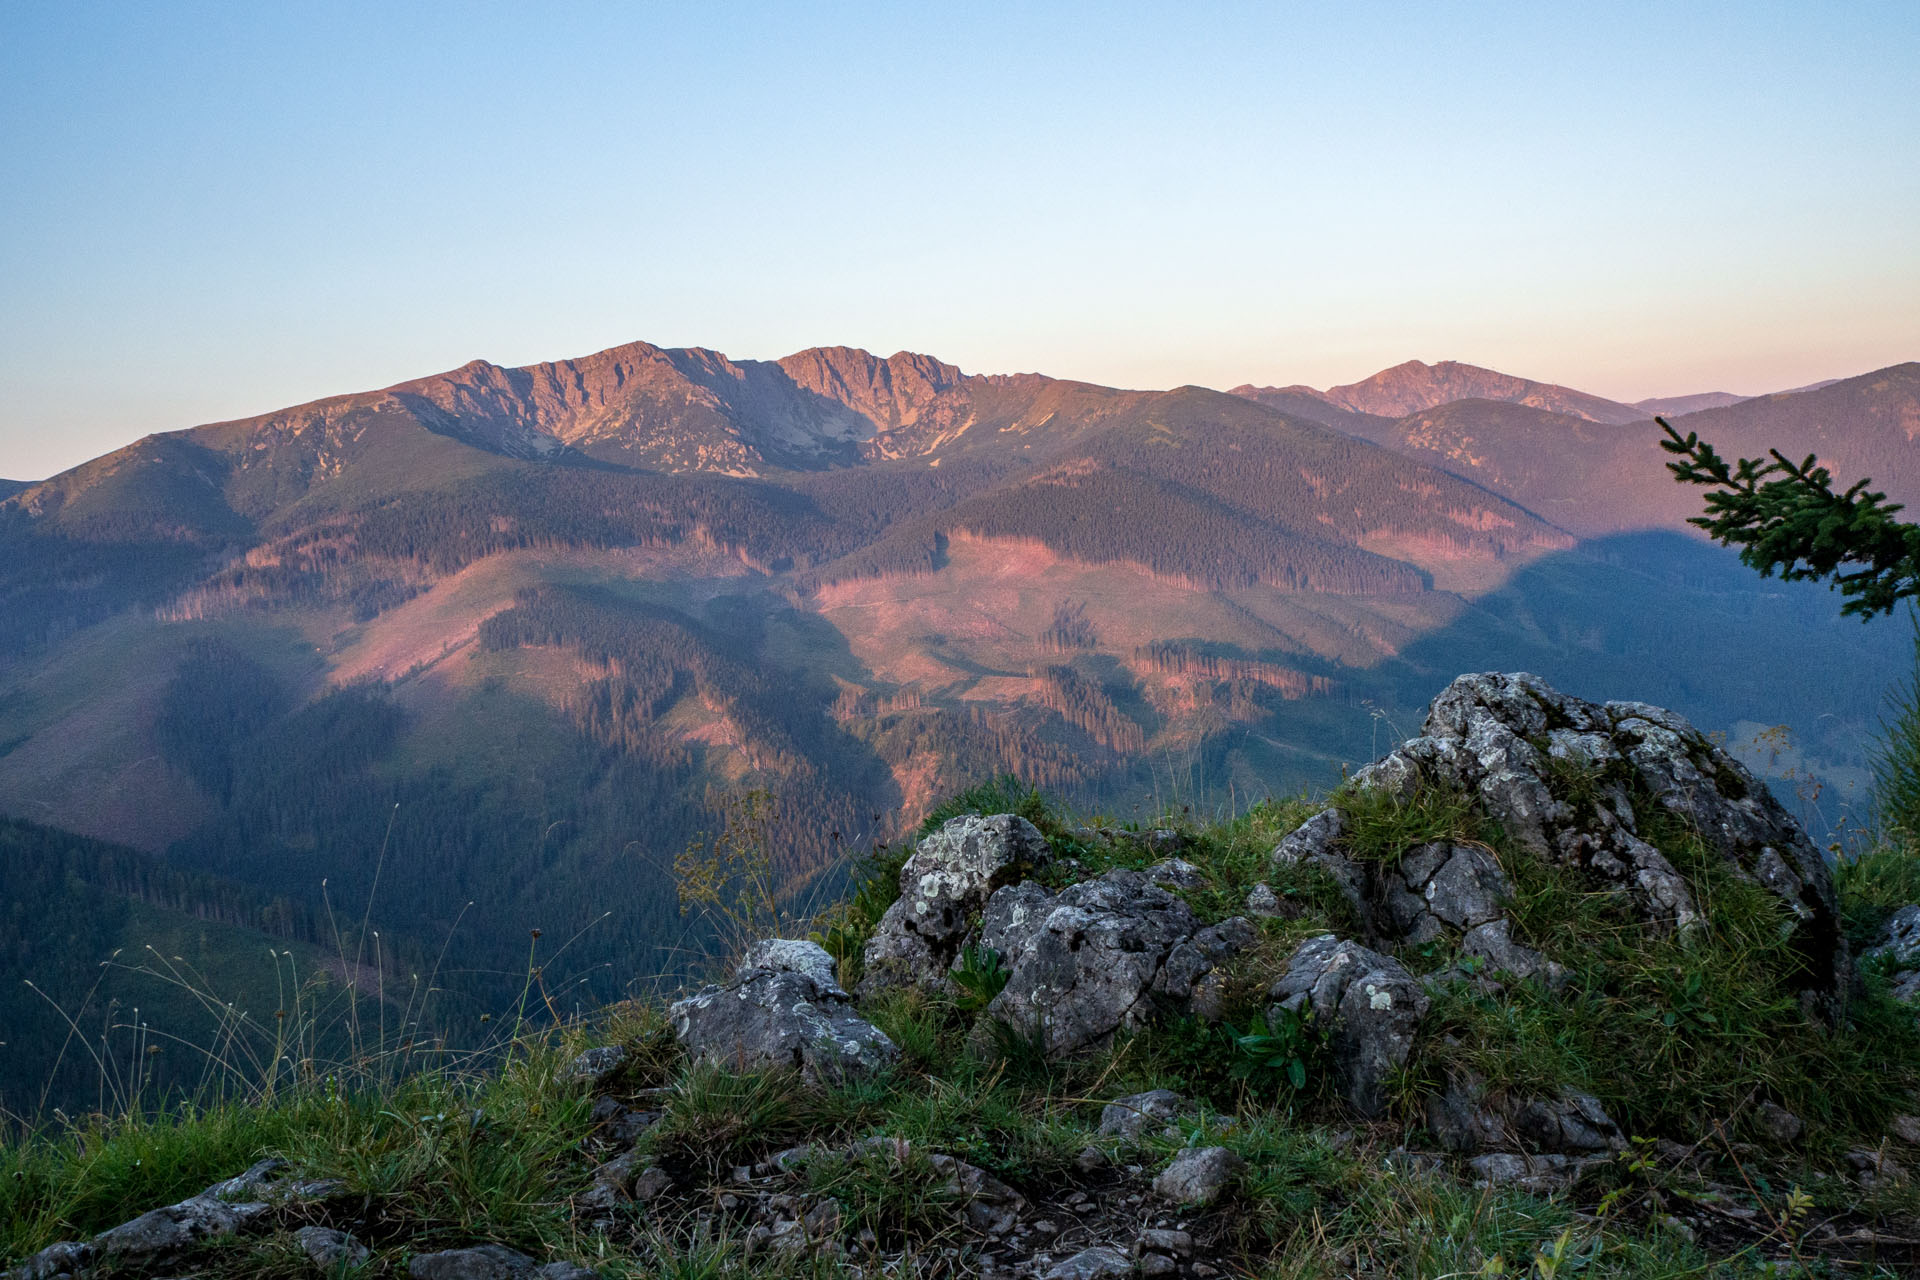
1234, 358, 1649, 424
1, 340, 1911, 1069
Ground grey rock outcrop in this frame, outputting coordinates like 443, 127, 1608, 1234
6, 1158, 320, 1280
1866, 904, 1920, 1003
1268, 934, 1428, 1117
1274, 672, 1845, 1012
1426, 1073, 1623, 1154
859, 814, 1050, 996
670, 939, 897, 1084
977, 869, 1251, 1056
1381, 842, 1509, 943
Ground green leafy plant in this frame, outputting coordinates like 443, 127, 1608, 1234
950, 945, 1010, 1016
1227, 1008, 1315, 1093
674, 789, 786, 963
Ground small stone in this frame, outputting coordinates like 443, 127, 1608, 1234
408, 1246, 537, 1280
533, 1265, 600, 1280
1846, 1148, 1908, 1184
1138, 1255, 1177, 1277
1245, 883, 1284, 918
632, 1166, 673, 1201
1153, 1146, 1245, 1206
576, 1182, 625, 1216
1889, 1115, 1920, 1146
588, 1149, 640, 1189
1465, 1152, 1602, 1194
927, 1153, 1026, 1235
1074, 1145, 1108, 1173
1753, 1100, 1803, 1145
1099, 1089, 1188, 1140
587, 1095, 658, 1146
1135, 1228, 1193, 1257
296, 1227, 371, 1272
1043, 1245, 1133, 1280
1147, 857, 1208, 889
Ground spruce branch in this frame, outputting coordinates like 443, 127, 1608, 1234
1657, 416, 1920, 619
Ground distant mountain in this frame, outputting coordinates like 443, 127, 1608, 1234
0, 339, 1907, 1116
1313, 359, 1646, 424
1779, 377, 1845, 396
1663, 364, 1920, 497
1318, 363, 1920, 537
1633, 392, 1746, 416
0, 479, 23, 500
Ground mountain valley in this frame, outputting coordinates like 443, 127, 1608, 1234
2, 341, 1914, 1117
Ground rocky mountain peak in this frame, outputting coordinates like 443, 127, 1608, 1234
776, 346, 969, 430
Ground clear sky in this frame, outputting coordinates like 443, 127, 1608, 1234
3, 1, 1917, 481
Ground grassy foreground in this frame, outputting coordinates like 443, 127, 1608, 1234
4, 779, 1920, 1279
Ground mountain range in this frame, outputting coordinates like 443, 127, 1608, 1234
2, 341, 1914, 1116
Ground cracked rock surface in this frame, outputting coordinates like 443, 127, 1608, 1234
1274, 671, 1844, 1013
670, 938, 898, 1084
1267, 935, 1427, 1118
979, 869, 1252, 1056
859, 813, 1051, 997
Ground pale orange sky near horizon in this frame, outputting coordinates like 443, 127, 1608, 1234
4, 2, 1917, 481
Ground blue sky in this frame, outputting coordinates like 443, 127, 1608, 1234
2, 1, 1916, 480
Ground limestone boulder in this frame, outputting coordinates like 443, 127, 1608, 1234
1274, 672, 1845, 1014
671, 939, 897, 1084
859, 814, 1049, 996
1267, 934, 1427, 1118
977, 870, 1250, 1056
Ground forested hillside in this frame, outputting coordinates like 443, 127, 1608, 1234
0, 818, 340, 1121
1, 340, 1912, 1120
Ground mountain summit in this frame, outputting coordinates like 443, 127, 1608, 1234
1235, 359, 1646, 425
